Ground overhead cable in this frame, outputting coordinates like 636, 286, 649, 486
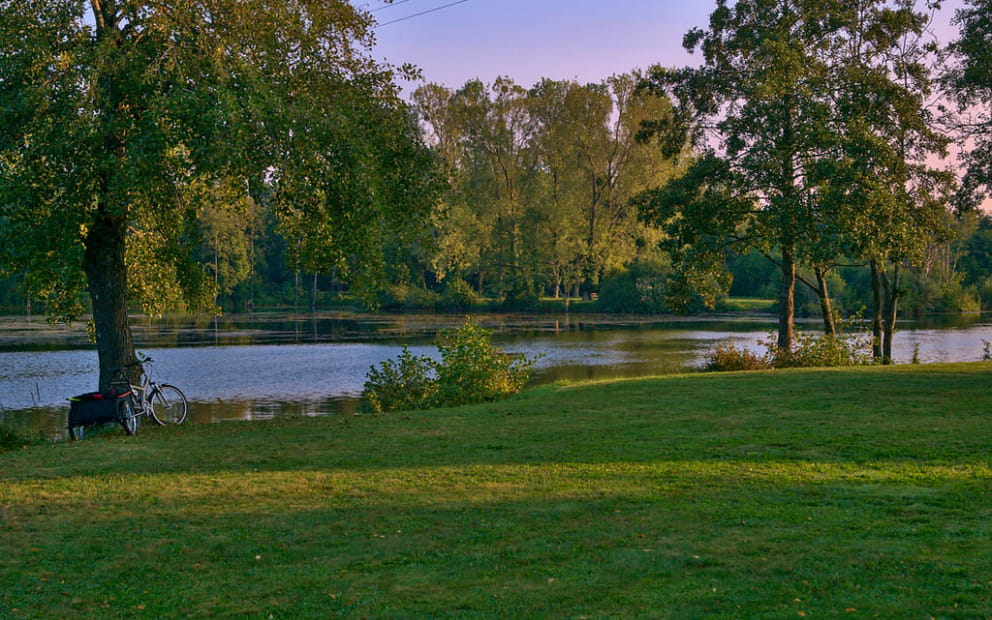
372, 0, 416, 12
374, 0, 472, 27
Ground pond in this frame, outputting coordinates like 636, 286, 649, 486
2, 310, 991, 440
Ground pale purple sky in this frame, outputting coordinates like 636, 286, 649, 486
364, 0, 968, 91
364, 0, 983, 207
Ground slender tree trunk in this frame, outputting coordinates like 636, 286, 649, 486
778, 245, 796, 350
83, 206, 137, 390
882, 264, 900, 362
870, 259, 884, 360
815, 266, 837, 338
311, 272, 318, 313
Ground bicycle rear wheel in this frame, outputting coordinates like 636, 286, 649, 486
119, 398, 140, 436
149, 384, 188, 425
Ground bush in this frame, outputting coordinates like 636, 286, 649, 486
704, 343, 773, 371
768, 330, 872, 369
361, 319, 537, 413
361, 347, 438, 414
597, 261, 671, 314
439, 278, 479, 311
705, 328, 871, 373
376, 283, 440, 310
433, 320, 536, 407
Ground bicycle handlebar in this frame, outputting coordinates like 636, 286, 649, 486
113, 358, 151, 373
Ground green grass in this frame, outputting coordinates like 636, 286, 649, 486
717, 296, 778, 312
2, 363, 992, 618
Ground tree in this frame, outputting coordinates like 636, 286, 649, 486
948, 0, 992, 208
639, 0, 952, 352
815, 0, 953, 360
191, 178, 256, 305
530, 75, 678, 296
640, 0, 844, 348
0, 1, 441, 387
414, 75, 677, 304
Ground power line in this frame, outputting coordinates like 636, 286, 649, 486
371, 0, 416, 12
374, 0, 473, 28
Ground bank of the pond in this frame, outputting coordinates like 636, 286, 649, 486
7, 309, 992, 441
2, 363, 991, 618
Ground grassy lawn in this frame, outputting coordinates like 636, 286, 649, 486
717, 297, 778, 312
2, 363, 991, 618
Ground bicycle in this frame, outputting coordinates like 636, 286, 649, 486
111, 356, 189, 434
67, 356, 189, 440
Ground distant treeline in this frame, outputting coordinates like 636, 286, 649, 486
3, 183, 991, 318
3, 51, 992, 321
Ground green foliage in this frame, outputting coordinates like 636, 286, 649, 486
0, 1, 442, 383
767, 330, 873, 369
361, 347, 439, 415
362, 320, 536, 413
433, 320, 536, 407
948, 0, 992, 207
703, 343, 773, 372
706, 329, 871, 372
413, 74, 678, 303
596, 259, 672, 314
639, 0, 953, 351
439, 278, 480, 311
376, 283, 440, 310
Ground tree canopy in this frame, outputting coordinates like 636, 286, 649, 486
948, 0, 992, 208
413, 74, 678, 305
0, 1, 441, 385
639, 0, 953, 353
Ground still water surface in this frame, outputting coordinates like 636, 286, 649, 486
2, 311, 991, 439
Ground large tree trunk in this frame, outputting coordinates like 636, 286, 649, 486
83, 206, 137, 390
778, 245, 796, 350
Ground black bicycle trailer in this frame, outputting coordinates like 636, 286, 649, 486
67, 387, 134, 439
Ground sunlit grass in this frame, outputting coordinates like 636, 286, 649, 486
2, 363, 992, 618
718, 296, 777, 311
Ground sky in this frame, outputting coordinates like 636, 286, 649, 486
362, 0, 969, 92
361, 0, 984, 208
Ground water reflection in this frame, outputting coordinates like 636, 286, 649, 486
2, 311, 992, 440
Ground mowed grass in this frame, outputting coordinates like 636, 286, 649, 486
2, 364, 992, 619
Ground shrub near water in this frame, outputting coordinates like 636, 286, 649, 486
704, 343, 773, 371
361, 347, 438, 414
362, 319, 536, 413
705, 329, 871, 371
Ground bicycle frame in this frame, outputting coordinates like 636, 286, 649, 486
112, 357, 189, 427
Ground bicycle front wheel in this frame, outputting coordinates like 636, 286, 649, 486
149, 384, 188, 425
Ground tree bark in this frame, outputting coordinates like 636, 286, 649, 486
882, 264, 900, 362
870, 259, 884, 361
83, 206, 137, 390
778, 245, 796, 350
814, 266, 837, 338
